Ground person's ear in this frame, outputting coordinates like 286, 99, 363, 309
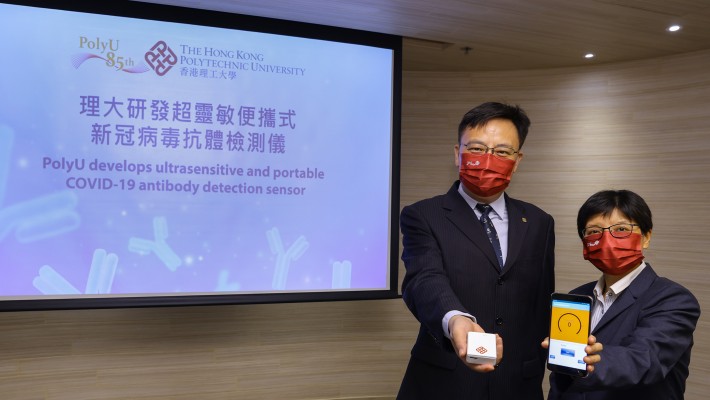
642, 229, 652, 249
454, 144, 461, 167
511, 151, 523, 173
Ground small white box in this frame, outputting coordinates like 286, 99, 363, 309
466, 332, 497, 365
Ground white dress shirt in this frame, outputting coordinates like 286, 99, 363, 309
590, 261, 647, 331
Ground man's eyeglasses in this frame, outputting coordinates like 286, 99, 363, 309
465, 144, 519, 158
582, 223, 639, 240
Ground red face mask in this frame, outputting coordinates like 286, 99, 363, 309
582, 232, 645, 275
458, 152, 516, 198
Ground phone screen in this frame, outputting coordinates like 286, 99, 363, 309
547, 294, 592, 377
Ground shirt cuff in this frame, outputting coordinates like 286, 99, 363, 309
442, 310, 477, 339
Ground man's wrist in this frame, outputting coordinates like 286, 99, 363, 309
443, 310, 477, 339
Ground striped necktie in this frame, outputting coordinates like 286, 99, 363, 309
476, 203, 504, 268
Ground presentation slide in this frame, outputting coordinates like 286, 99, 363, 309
0, 2, 399, 308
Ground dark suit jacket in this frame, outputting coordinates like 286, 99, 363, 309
549, 264, 700, 400
397, 182, 555, 400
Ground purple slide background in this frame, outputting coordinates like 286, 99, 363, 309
0, 4, 394, 298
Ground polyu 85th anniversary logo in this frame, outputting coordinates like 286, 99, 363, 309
71, 36, 176, 76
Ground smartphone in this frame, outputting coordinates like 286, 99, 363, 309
546, 293, 593, 377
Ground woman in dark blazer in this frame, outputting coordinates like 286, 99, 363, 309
547, 189, 700, 400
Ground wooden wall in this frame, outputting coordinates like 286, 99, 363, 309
401, 49, 710, 399
1, 49, 709, 399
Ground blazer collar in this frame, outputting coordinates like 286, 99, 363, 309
504, 197, 529, 273
591, 264, 658, 333
442, 181, 529, 274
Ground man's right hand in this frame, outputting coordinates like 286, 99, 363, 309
449, 315, 503, 373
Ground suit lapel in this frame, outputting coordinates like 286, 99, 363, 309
592, 265, 657, 333
442, 183, 500, 269
503, 194, 528, 274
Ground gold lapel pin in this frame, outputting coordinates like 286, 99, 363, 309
522, 217, 527, 223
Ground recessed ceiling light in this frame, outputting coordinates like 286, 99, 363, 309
667, 25, 681, 32
584, 53, 595, 59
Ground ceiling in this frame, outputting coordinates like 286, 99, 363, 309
135, 0, 710, 71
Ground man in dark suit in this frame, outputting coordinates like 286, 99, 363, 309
397, 102, 556, 400
546, 190, 700, 400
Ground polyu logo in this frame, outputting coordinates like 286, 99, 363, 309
586, 240, 600, 247
144, 40, 177, 76
466, 160, 481, 166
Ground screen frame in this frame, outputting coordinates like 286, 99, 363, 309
0, 0, 402, 312
547, 292, 593, 377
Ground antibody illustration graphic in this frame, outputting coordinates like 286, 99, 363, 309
84, 249, 120, 294
0, 125, 80, 243
33, 248, 119, 295
332, 260, 352, 289
266, 227, 308, 290
128, 216, 182, 271
215, 270, 241, 292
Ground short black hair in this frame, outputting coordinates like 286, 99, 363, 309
577, 190, 653, 239
457, 102, 531, 148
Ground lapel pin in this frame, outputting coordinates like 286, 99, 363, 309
522, 217, 527, 223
